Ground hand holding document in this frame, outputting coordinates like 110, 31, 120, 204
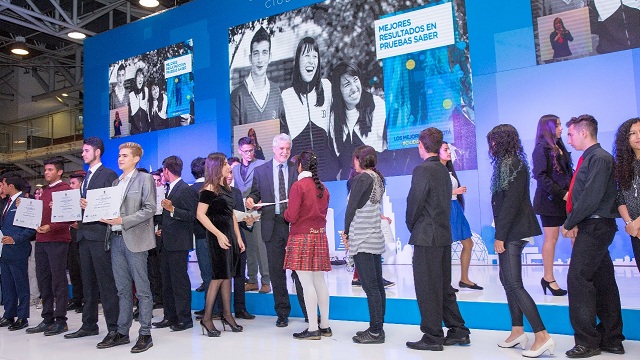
13, 198, 43, 230
51, 189, 82, 222
234, 209, 261, 222
83, 187, 120, 222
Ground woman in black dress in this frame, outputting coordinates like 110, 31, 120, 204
196, 152, 246, 337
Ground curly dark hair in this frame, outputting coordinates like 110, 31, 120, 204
296, 150, 325, 198
613, 117, 640, 191
487, 124, 529, 193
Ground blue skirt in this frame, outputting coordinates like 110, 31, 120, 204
450, 200, 472, 242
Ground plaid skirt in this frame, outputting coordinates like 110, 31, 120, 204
284, 232, 332, 272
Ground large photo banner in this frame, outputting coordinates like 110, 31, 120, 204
108, 39, 195, 138
228, 0, 476, 182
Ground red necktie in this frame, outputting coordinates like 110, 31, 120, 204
566, 156, 584, 214
2, 198, 12, 220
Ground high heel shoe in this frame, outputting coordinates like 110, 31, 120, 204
221, 317, 243, 332
522, 337, 555, 358
498, 333, 528, 349
200, 320, 220, 337
541, 278, 567, 296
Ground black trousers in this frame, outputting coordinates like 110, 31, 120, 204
264, 216, 306, 318
160, 249, 192, 324
35, 242, 69, 324
148, 236, 163, 305
413, 245, 469, 345
67, 229, 83, 304
78, 240, 120, 332
353, 252, 385, 333
568, 218, 624, 348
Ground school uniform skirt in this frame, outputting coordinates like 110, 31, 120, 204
284, 232, 332, 272
451, 200, 472, 242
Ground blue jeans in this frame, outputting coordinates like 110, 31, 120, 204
195, 237, 212, 298
111, 234, 153, 336
498, 240, 545, 333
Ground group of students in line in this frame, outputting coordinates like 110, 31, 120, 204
1, 114, 639, 358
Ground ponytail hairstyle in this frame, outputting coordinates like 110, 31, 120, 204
296, 150, 325, 198
352, 145, 385, 189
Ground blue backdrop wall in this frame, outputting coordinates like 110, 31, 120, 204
84, 0, 640, 264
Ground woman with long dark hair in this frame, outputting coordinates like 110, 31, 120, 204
196, 153, 246, 337
614, 117, 640, 273
149, 82, 168, 131
439, 142, 482, 290
488, 124, 554, 358
247, 128, 265, 160
128, 67, 151, 134
283, 151, 332, 340
341, 145, 386, 344
281, 37, 333, 179
330, 62, 387, 180
532, 114, 572, 296
550, 17, 573, 58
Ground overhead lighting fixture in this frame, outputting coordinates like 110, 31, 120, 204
68, 31, 87, 39
11, 36, 29, 56
61, 93, 69, 97
139, 0, 159, 7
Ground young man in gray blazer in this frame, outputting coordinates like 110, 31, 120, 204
100, 142, 156, 353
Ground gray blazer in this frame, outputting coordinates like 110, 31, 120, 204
232, 158, 266, 197
108, 169, 157, 253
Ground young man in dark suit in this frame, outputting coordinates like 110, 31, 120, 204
151, 156, 197, 331
65, 137, 121, 346
245, 133, 306, 327
0, 173, 36, 331
405, 128, 470, 351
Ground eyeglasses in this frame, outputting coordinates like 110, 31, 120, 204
239, 148, 255, 154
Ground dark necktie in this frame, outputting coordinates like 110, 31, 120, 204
241, 163, 249, 182
82, 170, 92, 198
165, 182, 170, 198
2, 198, 12, 220
278, 164, 287, 213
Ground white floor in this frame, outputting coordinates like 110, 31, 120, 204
0, 311, 638, 360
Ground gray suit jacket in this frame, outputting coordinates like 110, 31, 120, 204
109, 169, 157, 252
232, 158, 266, 197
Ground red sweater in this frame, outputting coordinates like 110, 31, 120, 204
284, 177, 330, 235
36, 181, 72, 243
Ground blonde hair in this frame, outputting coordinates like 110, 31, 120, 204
119, 142, 143, 159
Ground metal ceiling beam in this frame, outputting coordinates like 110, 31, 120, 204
31, 69, 50, 92
0, 1, 96, 36
24, 0, 56, 31
48, 0, 74, 26
62, 154, 83, 165
0, 14, 83, 45
32, 83, 83, 102
14, 163, 39, 176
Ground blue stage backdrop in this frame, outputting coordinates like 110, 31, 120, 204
84, 0, 640, 266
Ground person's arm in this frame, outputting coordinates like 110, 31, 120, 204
344, 174, 373, 235
122, 175, 157, 229
494, 163, 528, 241
166, 185, 198, 223
406, 166, 429, 232
284, 182, 302, 224
565, 30, 574, 42
532, 144, 566, 199
196, 190, 230, 249
564, 155, 612, 229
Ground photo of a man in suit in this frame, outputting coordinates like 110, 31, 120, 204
100, 142, 156, 353
151, 156, 197, 331
245, 133, 306, 328
0, 173, 36, 331
65, 137, 120, 347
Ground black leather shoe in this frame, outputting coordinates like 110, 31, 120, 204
566, 345, 601, 358
319, 327, 333, 337
406, 339, 444, 351
276, 316, 289, 327
600, 344, 625, 355
64, 328, 99, 339
97, 331, 129, 349
8, 319, 28, 331
152, 319, 174, 328
444, 335, 471, 346
293, 328, 321, 340
44, 322, 68, 336
170, 321, 193, 331
458, 281, 483, 290
235, 309, 255, 320
0, 318, 14, 327
131, 335, 153, 353
26, 321, 53, 334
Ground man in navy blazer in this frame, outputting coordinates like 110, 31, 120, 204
151, 156, 197, 331
65, 137, 120, 344
246, 133, 306, 328
0, 173, 36, 331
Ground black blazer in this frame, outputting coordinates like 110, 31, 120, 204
248, 159, 297, 242
491, 159, 542, 242
77, 165, 118, 242
161, 179, 198, 251
191, 181, 207, 239
0, 194, 36, 263
532, 140, 573, 217
405, 156, 453, 247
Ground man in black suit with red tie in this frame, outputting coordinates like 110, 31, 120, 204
245, 133, 306, 328
65, 137, 120, 346
151, 156, 198, 331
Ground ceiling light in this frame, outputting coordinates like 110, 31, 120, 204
139, 0, 159, 7
68, 31, 87, 39
61, 93, 69, 97
11, 36, 29, 56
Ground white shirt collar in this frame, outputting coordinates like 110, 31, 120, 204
88, 162, 102, 174
245, 73, 270, 95
195, 177, 204, 183
168, 177, 182, 194
298, 171, 312, 180
8, 191, 22, 203
49, 180, 62, 187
